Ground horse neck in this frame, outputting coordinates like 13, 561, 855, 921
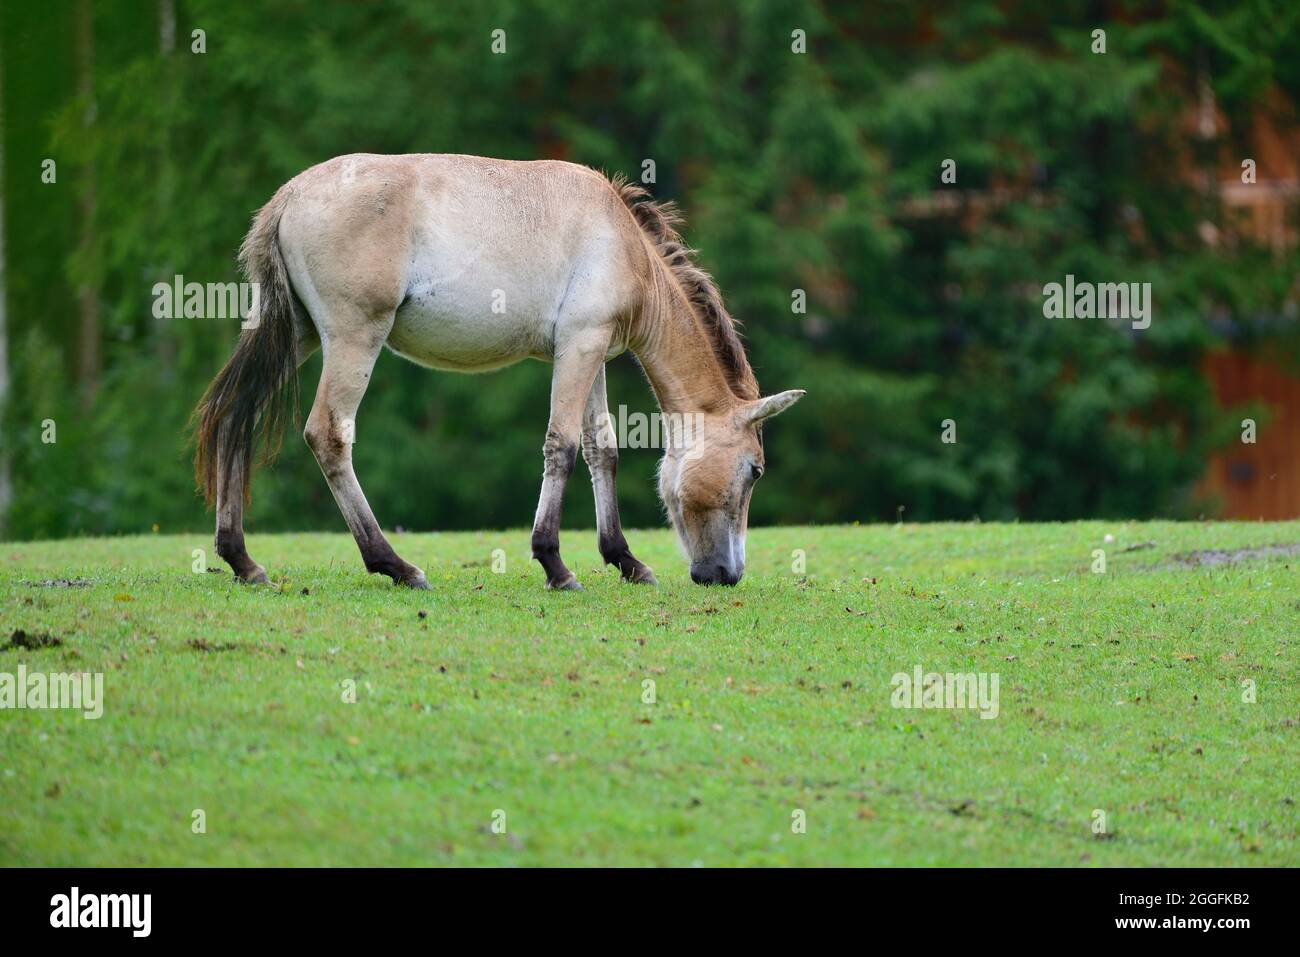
630, 278, 740, 417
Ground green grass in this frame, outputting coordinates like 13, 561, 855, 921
1, 521, 1297, 866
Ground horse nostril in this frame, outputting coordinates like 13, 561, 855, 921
690, 563, 726, 585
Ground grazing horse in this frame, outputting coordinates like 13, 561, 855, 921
192, 154, 804, 589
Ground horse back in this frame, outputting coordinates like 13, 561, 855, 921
277, 154, 646, 369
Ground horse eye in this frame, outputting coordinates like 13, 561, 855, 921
750, 464, 763, 482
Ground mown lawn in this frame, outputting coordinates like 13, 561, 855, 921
1, 521, 1297, 866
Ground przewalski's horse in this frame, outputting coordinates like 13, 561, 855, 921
192, 155, 804, 590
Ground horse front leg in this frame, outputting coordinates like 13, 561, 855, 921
582, 365, 656, 584
532, 329, 611, 590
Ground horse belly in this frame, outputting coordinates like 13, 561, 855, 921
384, 162, 636, 371
387, 278, 546, 372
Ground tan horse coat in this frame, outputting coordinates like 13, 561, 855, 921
193, 154, 803, 588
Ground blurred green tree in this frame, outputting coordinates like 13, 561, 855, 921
1, 0, 1296, 539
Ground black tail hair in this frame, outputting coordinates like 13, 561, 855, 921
191, 187, 302, 506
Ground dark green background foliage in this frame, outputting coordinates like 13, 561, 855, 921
2, 1, 1297, 539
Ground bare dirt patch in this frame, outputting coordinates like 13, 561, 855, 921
1167, 543, 1300, 568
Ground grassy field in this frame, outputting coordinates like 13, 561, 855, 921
1, 521, 1297, 866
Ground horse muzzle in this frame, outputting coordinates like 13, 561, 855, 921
689, 562, 743, 586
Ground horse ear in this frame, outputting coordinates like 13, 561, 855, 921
742, 389, 806, 426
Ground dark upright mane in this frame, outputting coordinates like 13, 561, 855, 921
611, 175, 760, 401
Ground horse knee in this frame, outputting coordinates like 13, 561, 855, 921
541, 431, 578, 478
582, 431, 618, 475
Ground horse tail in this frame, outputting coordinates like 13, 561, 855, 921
191, 186, 303, 507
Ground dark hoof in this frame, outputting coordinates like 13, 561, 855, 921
398, 570, 431, 590
236, 565, 269, 585
627, 565, 657, 586
547, 575, 583, 591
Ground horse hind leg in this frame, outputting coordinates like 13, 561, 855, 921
304, 315, 429, 589
212, 329, 319, 585
214, 428, 268, 584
